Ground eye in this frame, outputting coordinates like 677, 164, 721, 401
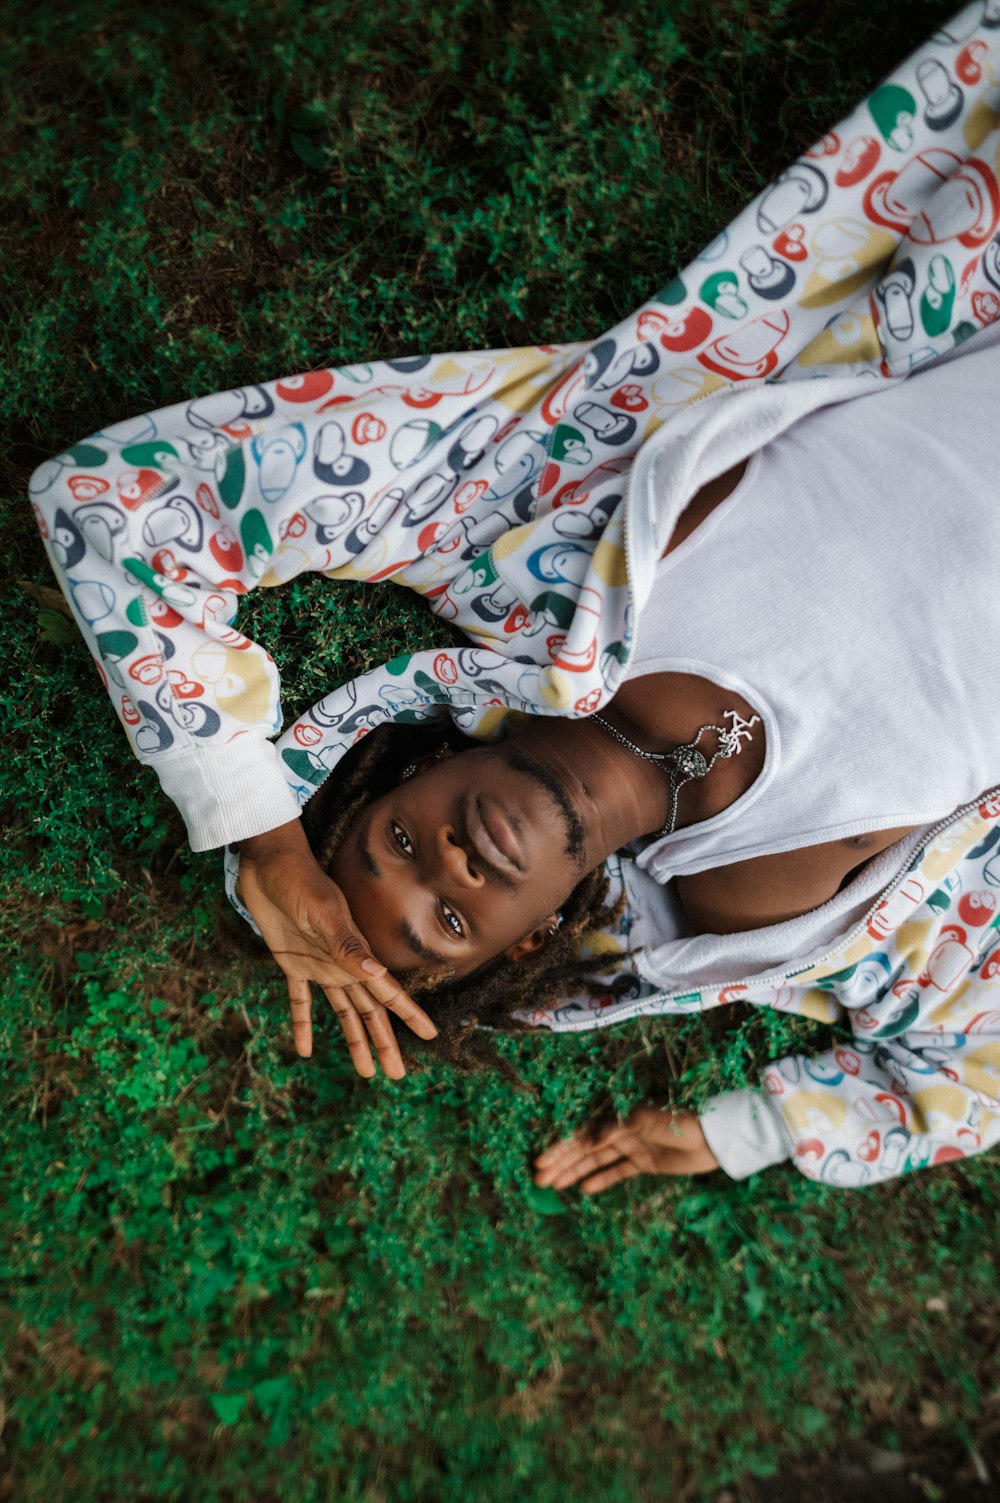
441, 903, 465, 940
391, 821, 413, 855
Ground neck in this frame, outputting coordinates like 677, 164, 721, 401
508, 714, 675, 869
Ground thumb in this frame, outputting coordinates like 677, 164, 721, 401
307, 873, 387, 979
331, 926, 386, 981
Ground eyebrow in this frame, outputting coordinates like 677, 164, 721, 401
400, 920, 449, 968
356, 823, 450, 967
357, 825, 381, 878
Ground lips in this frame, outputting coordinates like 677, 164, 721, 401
466, 795, 523, 879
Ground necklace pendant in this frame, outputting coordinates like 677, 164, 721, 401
719, 709, 761, 759
673, 746, 708, 779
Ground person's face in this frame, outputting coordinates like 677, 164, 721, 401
327, 743, 591, 980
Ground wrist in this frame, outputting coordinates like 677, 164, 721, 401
239, 816, 309, 866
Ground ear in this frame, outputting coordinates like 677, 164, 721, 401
401, 745, 457, 781
505, 915, 558, 963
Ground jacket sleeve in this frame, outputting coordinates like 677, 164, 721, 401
29, 396, 309, 851
699, 981, 1000, 1187
28, 346, 579, 851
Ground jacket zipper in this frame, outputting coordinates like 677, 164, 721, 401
637, 784, 1000, 1009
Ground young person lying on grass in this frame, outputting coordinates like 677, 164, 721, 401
31, 2, 1000, 1189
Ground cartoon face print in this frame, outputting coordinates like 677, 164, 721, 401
874, 259, 916, 339
756, 163, 828, 234
385, 355, 432, 374
51, 508, 86, 569
697, 309, 790, 380
547, 424, 592, 467
252, 423, 308, 504
483, 429, 548, 502
956, 38, 989, 84
351, 413, 387, 445
551, 491, 623, 541
916, 58, 964, 131
911, 159, 1000, 247
29, 453, 76, 500
698, 271, 748, 319
835, 135, 881, 188
186, 385, 274, 433
572, 401, 636, 446
344, 486, 405, 555
275, 370, 335, 404
867, 151, 999, 247
116, 468, 173, 512
311, 420, 371, 488
592, 341, 661, 391
981, 230, 1000, 292
304, 492, 365, 545
739, 245, 796, 300
307, 680, 361, 730
132, 698, 175, 754
919, 254, 956, 336
582, 338, 617, 387
178, 430, 233, 475
141, 496, 204, 552
864, 148, 962, 233
75, 500, 127, 564
526, 541, 589, 588
239, 509, 274, 580
118, 440, 179, 475
388, 417, 443, 471
840, 951, 895, 1006
470, 584, 517, 624
867, 83, 917, 151
154, 681, 220, 738
648, 366, 727, 409
446, 414, 499, 475
657, 306, 713, 352
801, 218, 897, 306
402, 471, 457, 526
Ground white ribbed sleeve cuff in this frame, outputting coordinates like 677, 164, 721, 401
152, 738, 302, 851
699, 1089, 794, 1180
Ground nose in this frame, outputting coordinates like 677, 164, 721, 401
436, 826, 484, 888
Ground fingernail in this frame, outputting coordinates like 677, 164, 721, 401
361, 957, 386, 977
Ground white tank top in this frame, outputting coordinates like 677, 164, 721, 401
629, 336, 1000, 883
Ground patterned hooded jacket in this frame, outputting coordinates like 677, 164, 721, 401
30, 2, 1000, 1186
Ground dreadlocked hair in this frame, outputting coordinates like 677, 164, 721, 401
299, 721, 626, 1078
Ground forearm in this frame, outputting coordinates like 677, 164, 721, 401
239, 816, 311, 865
29, 397, 310, 849
754, 1032, 1000, 1187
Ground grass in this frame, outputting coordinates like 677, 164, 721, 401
3, 1, 999, 1500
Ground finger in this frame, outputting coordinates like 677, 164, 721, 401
332, 929, 392, 983
360, 970, 438, 1040
534, 1124, 622, 1178
580, 1161, 641, 1195
323, 987, 377, 1079
286, 978, 313, 1058
342, 985, 408, 1081
537, 1140, 627, 1191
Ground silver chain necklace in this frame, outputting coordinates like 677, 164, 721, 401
590, 709, 762, 838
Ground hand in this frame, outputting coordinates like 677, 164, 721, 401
238, 818, 438, 1075
532, 1106, 719, 1194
